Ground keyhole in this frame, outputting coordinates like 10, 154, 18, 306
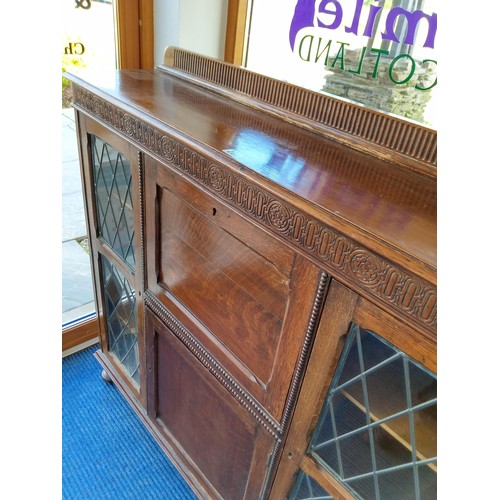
212, 208, 217, 216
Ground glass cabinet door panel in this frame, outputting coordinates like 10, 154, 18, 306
290, 470, 333, 500
91, 135, 135, 270
409, 364, 437, 459
308, 324, 437, 500
102, 256, 140, 387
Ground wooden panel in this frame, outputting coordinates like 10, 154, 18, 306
160, 188, 288, 318
146, 312, 275, 500
146, 155, 324, 421
158, 187, 285, 384
155, 164, 295, 278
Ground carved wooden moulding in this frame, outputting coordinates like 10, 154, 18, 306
144, 292, 281, 439
72, 84, 436, 335
163, 46, 437, 177
143, 271, 331, 441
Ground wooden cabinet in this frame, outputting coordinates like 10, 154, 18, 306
67, 47, 436, 499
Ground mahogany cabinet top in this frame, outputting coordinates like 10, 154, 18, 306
66, 64, 436, 286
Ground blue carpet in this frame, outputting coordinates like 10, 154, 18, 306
63, 345, 197, 499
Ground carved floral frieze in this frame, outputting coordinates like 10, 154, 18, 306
73, 85, 436, 333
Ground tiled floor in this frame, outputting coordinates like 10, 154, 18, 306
62, 107, 95, 326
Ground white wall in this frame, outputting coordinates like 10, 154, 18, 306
154, 0, 180, 66
154, 0, 228, 67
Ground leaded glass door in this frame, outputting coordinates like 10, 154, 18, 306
270, 281, 437, 500
78, 115, 145, 403
101, 255, 140, 386
305, 324, 436, 499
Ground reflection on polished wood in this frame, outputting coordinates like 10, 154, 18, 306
71, 68, 436, 335
70, 70, 436, 269
164, 47, 437, 174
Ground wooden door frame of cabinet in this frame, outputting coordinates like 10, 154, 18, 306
115, 0, 154, 69
76, 114, 147, 405
269, 279, 359, 498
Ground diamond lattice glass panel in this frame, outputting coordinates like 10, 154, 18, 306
91, 135, 135, 270
290, 470, 334, 500
102, 256, 140, 387
309, 324, 437, 500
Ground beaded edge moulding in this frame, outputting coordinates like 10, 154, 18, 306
162, 47, 437, 177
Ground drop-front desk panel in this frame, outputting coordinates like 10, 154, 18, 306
67, 48, 436, 500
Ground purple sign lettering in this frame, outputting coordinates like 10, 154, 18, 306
289, 0, 316, 50
289, 0, 437, 51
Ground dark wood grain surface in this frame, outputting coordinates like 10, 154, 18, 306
67, 69, 436, 274
145, 154, 326, 422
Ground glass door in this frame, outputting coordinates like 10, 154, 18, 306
296, 323, 437, 499
270, 281, 437, 500
62, 0, 117, 344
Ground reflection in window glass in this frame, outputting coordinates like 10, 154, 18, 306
245, 0, 437, 128
62, 0, 116, 327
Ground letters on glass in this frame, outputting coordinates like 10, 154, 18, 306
245, 0, 437, 128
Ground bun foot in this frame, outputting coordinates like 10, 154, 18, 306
101, 369, 112, 382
